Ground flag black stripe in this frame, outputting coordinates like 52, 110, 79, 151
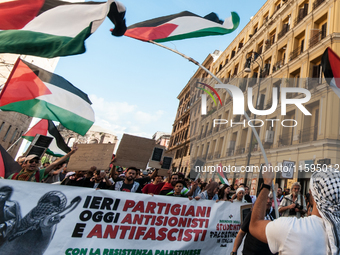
47, 120, 71, 154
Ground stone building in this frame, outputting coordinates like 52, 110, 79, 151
152, 131, 171, 149
59, 124, 118, 151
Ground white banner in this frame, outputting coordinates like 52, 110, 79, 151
0, 180, 244, 255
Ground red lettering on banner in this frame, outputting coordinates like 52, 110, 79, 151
119, 225, 130, 239
132, 201, 145, 213
135, 227, 147, 239
167, 228, 178, 241
201, 230, 207, 241
142, 227, 156, 240
103, 225, 119, 239
181, 205, 187, 216
145, 202, 157, 213
177, 228, 184, 241
196, 206, 206, 217
123, 200, 135, 211
168, 217, 178, 227
132, 214, 143, 224
185, 206, 195, 217
178, 217, 188, 227
155, 216, 163, 226
183, 229, 192, 242
144, 215, 152, 225
128, 226, 136, 239
205, 219, 209, 228
206, 207, 211, 217
87, 224, 102, 238
193, 229, 203, 241
170, 204, 181, 215
191, 218, 198, 228
157, 203, 166, 214
121, 213, 132, 224
156, 227, 167, 241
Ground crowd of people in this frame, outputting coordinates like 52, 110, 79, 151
3, 145, 340, 255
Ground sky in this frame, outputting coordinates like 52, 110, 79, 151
55, 0, 267, 142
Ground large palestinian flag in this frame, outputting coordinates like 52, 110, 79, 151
0, 58, 95, 136
22, 119, 71, 157
321, 47, 340, 98
0, 144, 21, 178
125, 11, 240, 42
0, 0, 126, 58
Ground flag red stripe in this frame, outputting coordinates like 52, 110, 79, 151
23, 119, 48, 137
0, 58, 52, 107
0, 0, 44, 30
125, 23, 178, 41
328, 48, 340, 89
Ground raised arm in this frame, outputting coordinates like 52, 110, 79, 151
44, 144, 78, 175
249, 168, 274, 243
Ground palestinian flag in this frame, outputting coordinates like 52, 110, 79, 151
217, 163, 229, 185
125, 11, 240, 42
321, 47, 340, 98
22, 119, 71, 157
0, 144, 21, 178
0, 58, 94, 136
0, 0, 126, 58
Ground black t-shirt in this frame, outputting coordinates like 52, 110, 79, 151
244, 194, 252, 203
241, 211, 277, 255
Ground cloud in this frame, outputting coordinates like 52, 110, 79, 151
89, 94, 165, 139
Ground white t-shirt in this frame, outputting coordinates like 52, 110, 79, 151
266, 215, 328, 255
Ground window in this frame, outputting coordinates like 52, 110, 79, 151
3, 125, 11, 141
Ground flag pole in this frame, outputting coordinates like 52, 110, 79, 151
6, 137, 23, 152
149, 40, 279, 217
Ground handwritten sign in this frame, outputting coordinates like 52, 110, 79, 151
67, 143, 115, 171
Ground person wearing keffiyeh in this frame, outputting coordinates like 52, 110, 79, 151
248, 167, 340, 255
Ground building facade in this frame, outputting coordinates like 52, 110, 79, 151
168, 51, 222, 176
152, 131, 171, 149
188, 0, 339, 195
59, 124, 118, 151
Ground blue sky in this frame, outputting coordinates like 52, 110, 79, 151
55, 0, 267, 140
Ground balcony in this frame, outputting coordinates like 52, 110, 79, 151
305, 78, 322, 90
233, 115, 241, 122
299, 125, 318, 143
214, 152, 221, 159
289, 46, 302, 61
226, 148, 235, 157
248, 79, 257, 87
313, 0, 325, 10
294, 9, 308, 26
207, 153, 213, 160
235, 146, 246, 155
309, 30, 326, 48
278, 24, 289, 40
279, 133, 293, 146
272, 60, 283, 73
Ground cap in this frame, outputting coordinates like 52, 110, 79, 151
25, 154, 40, 162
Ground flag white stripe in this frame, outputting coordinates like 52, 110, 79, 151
47, 130, 66, 156
167, 16, 235, 36
36, 83, 95, 122
22, 0, 115, 37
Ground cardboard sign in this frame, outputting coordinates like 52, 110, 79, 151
114, 134, 155, 169
282, 160, 295, 179
148, 145, 165, 169
67, 143, 115, 171
25, 134, 53, 158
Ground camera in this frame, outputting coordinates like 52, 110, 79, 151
295, 203, 303, 210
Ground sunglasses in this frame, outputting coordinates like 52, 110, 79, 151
29, 159, 40, 164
